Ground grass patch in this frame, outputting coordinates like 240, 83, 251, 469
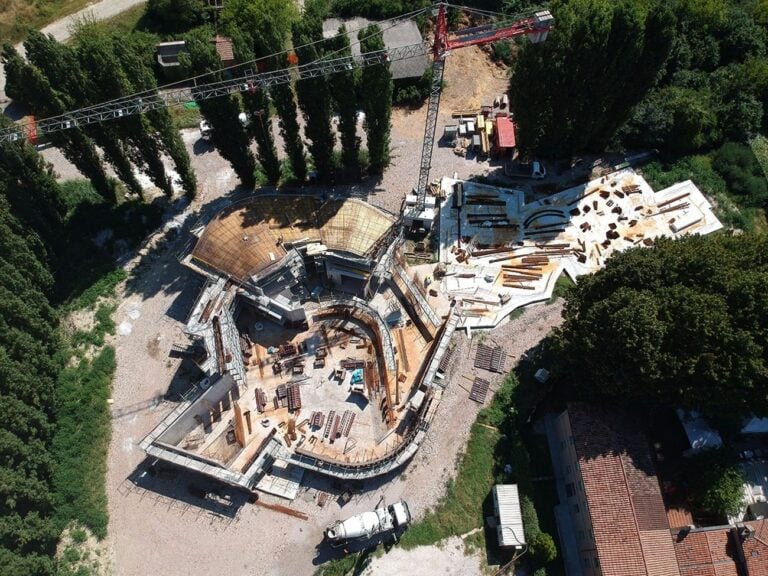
97, 4, 148, 33
53, 346, 117, 539
55, 179, 162, 305
71, 303, 118, 349
314, 547, 377, 576
65, 270, 127, 312
0, 0, 98, 43
170, 104, 203, 130
400, 423, 501, 548
547, 273, 574, 304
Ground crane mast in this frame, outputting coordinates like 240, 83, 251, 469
404, 3, 553, 232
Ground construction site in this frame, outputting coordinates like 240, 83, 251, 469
139, 193, 460, 496
135, 3, 724, 501
0, 2, 738, 574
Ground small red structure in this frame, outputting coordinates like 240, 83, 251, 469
212, 36, 235, 67
494, 116, 516, 157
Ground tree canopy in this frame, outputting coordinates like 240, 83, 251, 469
553, 233, 768, 419
509, 0, 675, 157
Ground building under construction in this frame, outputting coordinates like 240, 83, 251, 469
140, 194, 459, 494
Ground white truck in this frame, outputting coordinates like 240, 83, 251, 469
325, 500, 411, 544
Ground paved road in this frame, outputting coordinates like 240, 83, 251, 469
0, 0, 147, 104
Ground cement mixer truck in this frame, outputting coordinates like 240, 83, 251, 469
325, 500, 411, 544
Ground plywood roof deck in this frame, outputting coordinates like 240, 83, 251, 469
192, 196, 395, 282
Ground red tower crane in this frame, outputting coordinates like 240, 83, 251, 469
404, 3, 553, 231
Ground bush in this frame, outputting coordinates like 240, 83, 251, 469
688, 448, 745, 518
713, 142, 768, 207
529, 531, 558, 564
144, 0, 208, 34
491, 41, 513, 66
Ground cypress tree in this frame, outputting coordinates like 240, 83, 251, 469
293, 15, 336, 183
73, 27, 172, 198
271, 72, 308, 182
23, 31, 144, 196
328, 26, 361, 176
509, 0, 675, 157
229, 28, 281, 184
1, 44, 117, 203
359, 25, 393, 174
112, 37, 198, 198
181, 27, 257, 189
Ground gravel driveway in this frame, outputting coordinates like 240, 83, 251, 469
0, 0, 148, 104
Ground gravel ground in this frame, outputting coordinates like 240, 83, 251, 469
362, 537, 484, 576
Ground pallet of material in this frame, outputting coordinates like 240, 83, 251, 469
469, 377, 491, 403
323, 410, 336, 440
254, 388, 268, 413
503, 274, 539, 282
438, 346, 455, 374
310, 411, 325, 429
501, 269, 541, 278
329, 415, 341, 444
287, 384, 302, 411
502, 265, 543, 272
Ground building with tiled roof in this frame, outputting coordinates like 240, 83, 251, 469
547, 403, 681, 576
672, 520, 768, 576
673, 527, 740, 576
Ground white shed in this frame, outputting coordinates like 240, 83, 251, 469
493, 484, 526, 548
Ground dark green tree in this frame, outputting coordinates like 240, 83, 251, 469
0, 191, 60, 575
144, 0, 209, 34
23, 30, 143, 196
271, 70, 308, 182
112, 36, 198, 198
228, 28, 281, 184
509, 0, 675, 157
181, 28, 256, 189
73, 26, 172, 198
328, 25, 361, 175
0, 119, 65, 256
2, 45, 116, 203
688, 448, 745, 518
359, 24, 393, 174
293, 14, 336, 183
553, 233, 768, 419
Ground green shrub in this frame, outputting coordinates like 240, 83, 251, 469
53, 347, 117, 538
713, 142, 768, 207
688, 448, 745, 518
529, 531, 558, 564
491, 41, 513, 66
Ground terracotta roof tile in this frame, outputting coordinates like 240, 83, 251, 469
568, 403, 681, 576
213, 36, 234, 63
743, 520, 768, 576
672, 529, 738, 576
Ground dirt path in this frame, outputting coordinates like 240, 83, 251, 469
361, 537, 485, 576
0, 0, 148, 103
